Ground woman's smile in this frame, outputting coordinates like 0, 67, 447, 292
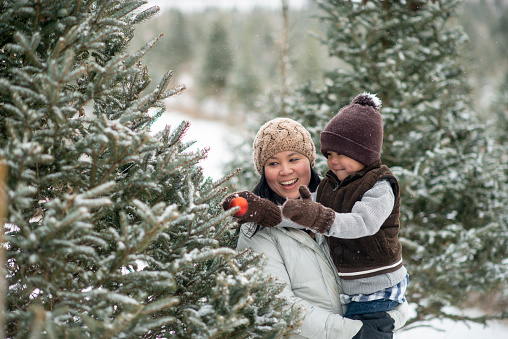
280, 178, 298, 187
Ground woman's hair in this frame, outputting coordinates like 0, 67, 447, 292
252, 165, 321, 204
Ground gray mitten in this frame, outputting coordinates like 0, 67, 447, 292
282, 186, 335, 233
222, 191, 282, 227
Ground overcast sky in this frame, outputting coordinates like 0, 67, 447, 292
145, 0, 309, 11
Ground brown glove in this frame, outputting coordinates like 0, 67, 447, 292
222, 191, 282, 228
282, 186, 335, 233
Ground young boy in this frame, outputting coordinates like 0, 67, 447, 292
282, 93, 408, 337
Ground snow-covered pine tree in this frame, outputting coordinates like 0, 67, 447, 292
282, 0, 508, 326
199, 19, 233, 97
0, 0, 302, 337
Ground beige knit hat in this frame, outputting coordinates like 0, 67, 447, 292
253, 118, 316, 175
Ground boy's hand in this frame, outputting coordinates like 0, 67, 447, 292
282, 186, 335, 233
222, 191, 282, 227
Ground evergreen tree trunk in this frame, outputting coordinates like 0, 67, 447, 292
279, 0, 291, 116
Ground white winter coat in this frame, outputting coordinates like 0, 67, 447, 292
236, 223, 408, 339
237, 223, 362, 339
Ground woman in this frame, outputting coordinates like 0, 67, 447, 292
223, 118, 408, 338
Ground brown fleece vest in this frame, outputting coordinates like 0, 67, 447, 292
316, 160, 402, 280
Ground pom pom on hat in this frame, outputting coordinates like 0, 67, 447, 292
320, 93, 384, 166
352, 92, 382, 111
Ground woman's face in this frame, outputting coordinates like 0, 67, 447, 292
264, 151, 311, 199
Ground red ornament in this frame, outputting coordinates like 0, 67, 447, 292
229, 197, 248, 217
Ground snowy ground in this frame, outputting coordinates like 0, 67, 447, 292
395, 317, 508, 339
151, 110, 508, 338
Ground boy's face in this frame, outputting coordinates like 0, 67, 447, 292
326, 151, 365, 181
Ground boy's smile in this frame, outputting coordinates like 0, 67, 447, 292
326, 151, 365, 181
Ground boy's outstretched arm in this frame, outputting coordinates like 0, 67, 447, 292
282, 182, 394, 239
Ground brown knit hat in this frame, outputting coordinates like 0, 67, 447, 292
253, 118, 316, 175
320, 93, 383, 166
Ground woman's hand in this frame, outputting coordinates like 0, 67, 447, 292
222, 191, 282, 227
282, 186, 335, 233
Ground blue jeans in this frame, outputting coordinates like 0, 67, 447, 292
345, 299, 400, 317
